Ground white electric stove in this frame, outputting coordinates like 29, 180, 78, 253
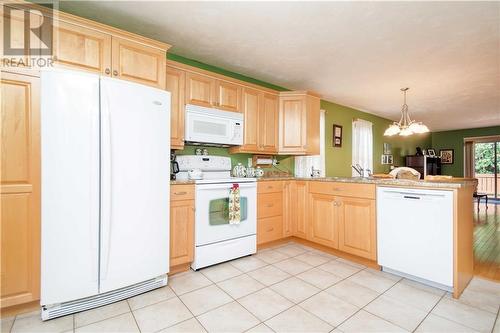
176, 155, 257, 269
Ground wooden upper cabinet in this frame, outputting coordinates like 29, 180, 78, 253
278, 91, 321, 155
232, 87, 259, 152
111, 37, 166, 89
53, 20, 111, 75
259, 93, 279, 153
279, 95, 306, 154
2, 8, 42, 68
166, 66, 186, 149
1, 72, 41, 309
308, 194, 338, 248
185, 72, 215, 108
338, 197, 377, 260
216, 80, 241, 112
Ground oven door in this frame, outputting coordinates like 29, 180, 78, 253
195, 182, 256, 246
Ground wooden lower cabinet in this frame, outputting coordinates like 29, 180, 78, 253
1, 72, 41, 309
308, 193, 338, 248
170, 185, 195, 268
257, 182, 284, 245
338, 197, 377, 260
282, 181, 295, 237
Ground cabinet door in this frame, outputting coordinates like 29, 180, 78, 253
279, 96, 306, 154
216, 80, 241, 112
170, 200, 194, 267
259, 93, 279, 153
1, 72, 40, 308
282, 181, 295, 237
338, 197, 376, 260
258, 216, 283, 245
185, 72, 215, 108
166, 66, 185, 150
308, 194, 338, 248
295, 181, 308, 238
240, 88, 260, 151
53, 20, 111, 75
111, 37, 166, 89
2, 8, 42, 68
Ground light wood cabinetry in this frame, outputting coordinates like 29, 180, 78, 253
53, 20, 112, 75
257, 182, 284, 245
1, 72, 41, 309
111, 37, 166, 89
282, 181, 295, 237
170, 185, 195, 268
295, 181, 309, 239
239, 88, 260, 151
337, 197, 376, 260
278, 91, 321, 155
216, 80, 241, 112
259, 93, 279, 153
185, 72, 215, 108
49, 11, 169, 88
166, 66, 186, 149
308, 194, 338, 248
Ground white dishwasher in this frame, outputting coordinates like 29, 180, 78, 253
377, 187, 454, 291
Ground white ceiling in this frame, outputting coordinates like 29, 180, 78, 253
58, 1, 500, 132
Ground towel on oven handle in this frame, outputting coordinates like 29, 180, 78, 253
229, 184, 241, 224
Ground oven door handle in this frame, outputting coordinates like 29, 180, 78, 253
196, 183, 256, 190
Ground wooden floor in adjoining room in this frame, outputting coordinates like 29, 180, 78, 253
473, 200, 500, 281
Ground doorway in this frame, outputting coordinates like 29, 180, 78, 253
474, 140, 499, 199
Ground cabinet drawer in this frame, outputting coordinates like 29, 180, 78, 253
258, 216, 283, 244
258, 192, 283, 218
258, 181, 284, 193
308, 181, 375, 199
171, 184, 195, 201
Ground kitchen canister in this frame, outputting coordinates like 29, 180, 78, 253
255, 166, 264, 178
232, 163, 247, 177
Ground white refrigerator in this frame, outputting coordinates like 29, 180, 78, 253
40, 69, 171, 320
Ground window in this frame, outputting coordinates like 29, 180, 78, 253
352, 119, 373, 176
295, 110, 326, 177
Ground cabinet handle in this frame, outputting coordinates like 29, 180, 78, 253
267, 227, 274, 232
332, 187, 341, 191
174, 191, 187, 195
53, 55, 58, 61
113, 70, 118, 76
266, 203, 274, 208
267, 186, 273, 189
105, 68, 110, 75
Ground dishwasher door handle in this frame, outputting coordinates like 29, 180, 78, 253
403, 195, 421, 200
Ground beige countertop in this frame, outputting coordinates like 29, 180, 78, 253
256, 176, 476, 189
171, 176, 476, 189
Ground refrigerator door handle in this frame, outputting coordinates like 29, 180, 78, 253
90, 108, 99, 282
100, 87, 112, 282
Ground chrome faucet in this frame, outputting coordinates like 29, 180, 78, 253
352, 164, 363, 177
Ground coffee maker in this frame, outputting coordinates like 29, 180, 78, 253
170, 151, 179, 180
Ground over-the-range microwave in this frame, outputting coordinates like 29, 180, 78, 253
184, 104, 244, 146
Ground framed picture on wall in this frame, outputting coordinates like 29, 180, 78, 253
381, 154, 393, 165
427, 148, 436, 157
440, 149, 454, 164
333, 124, 342, 147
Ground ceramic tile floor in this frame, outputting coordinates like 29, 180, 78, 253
2, 241, 500, 333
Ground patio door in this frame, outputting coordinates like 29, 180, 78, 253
474, 141, 499, 199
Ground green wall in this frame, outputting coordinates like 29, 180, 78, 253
170, 53, 432, 177
322, 100, 431, 177
431, 126, 500, 177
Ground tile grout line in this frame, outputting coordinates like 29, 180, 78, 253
411, 292, 447, 333
126, 297, 142, 333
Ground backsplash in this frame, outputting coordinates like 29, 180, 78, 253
175, 145, 295, 175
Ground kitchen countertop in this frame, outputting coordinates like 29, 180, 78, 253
170, 176, 476, 189
255, 176, 476, 189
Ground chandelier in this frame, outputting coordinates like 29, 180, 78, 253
384, 88, 429, 136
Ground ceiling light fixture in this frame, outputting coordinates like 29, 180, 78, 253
384, 88, 429, 136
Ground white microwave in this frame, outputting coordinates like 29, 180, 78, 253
185, 104, 244, 146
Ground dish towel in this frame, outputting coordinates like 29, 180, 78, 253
229, 184, 241, 225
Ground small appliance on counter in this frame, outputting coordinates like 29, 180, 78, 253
170, 152, 179, 180
176, 155, 257, 270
